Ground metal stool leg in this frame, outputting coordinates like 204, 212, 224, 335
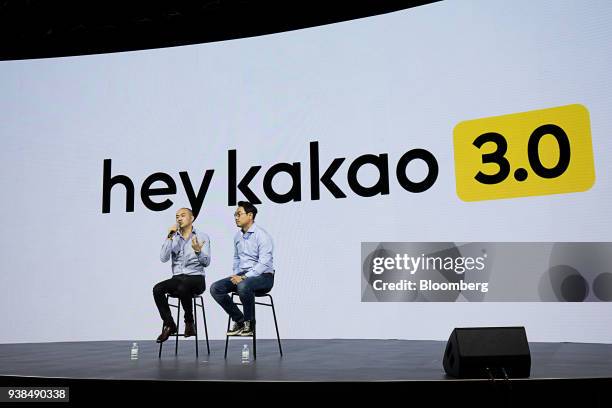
193, 297, 199, 358
268, 295, 283, 356
252, 300, 256, 360
159, 296, 205, 359
200, 296, 210, 355
158, 320, 164, 358
175, 299, 181, 356
159, 294, 171, 358
224, 293, 234, 359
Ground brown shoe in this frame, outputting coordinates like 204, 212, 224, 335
184, 321, 196, 338
156, 324, 177, 343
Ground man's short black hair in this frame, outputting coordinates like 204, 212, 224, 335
237, 201, 258, 220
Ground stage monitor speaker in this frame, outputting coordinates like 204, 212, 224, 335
442, 326, 531, 378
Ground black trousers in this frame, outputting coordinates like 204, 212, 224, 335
153, 274, 205, 326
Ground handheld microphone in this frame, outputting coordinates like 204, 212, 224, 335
168, 222, 179, 239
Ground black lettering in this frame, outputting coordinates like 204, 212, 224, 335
310, 141, 346, 200
347, 153, 390, 197
396, 149, 438, 193
102, 159, 135, 213
228, 149, 261, 205
179, 170, 214, 219
263, 162, 301, 203
140, 172, 176, 211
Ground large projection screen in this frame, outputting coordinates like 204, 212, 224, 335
1, 0, 612, 344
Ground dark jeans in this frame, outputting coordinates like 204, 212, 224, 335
210, 273, 274, 323
153, 274, 205, 326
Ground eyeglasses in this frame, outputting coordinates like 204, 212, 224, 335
234, 212, 246, 218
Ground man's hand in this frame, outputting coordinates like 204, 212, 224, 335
191, 236, 204, 253
230, 275, 246, 285
167, 224, 178, 239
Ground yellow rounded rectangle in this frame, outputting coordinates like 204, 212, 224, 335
453, 104, 595, 201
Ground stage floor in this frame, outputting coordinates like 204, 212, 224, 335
0, 339, 611, 382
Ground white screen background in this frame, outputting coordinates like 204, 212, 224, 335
1, 0, 612, 343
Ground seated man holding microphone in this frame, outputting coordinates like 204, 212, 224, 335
153, 207, 211, 343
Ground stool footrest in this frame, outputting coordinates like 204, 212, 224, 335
224, 292, 282, 360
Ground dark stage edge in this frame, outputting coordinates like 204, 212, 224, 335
0, 339, 611, 382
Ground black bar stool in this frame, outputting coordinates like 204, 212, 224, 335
224, 291, 282, 360
158, 293, 210, 358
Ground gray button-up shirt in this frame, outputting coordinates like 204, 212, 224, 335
233, 223, 274, 278
161, 226, 211, 276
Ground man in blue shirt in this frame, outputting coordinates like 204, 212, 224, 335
211, 201, 274, 337
153, 207, 211, 343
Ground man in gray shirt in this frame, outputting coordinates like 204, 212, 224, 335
211, 201, 274, 337
153, 207, 211, 343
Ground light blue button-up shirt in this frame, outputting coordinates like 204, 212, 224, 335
233, 223, 274, 278
161, 226, 211, 276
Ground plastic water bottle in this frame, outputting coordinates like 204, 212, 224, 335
131, 342, 139, 360
241, 344, 250, 364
